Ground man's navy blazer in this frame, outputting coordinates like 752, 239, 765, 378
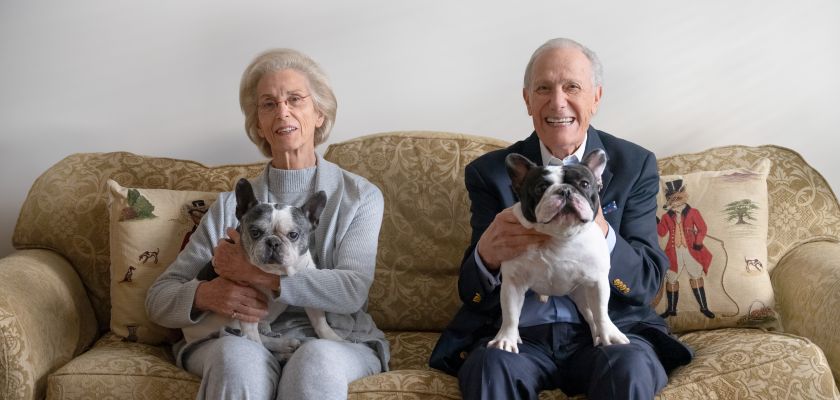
429, 126, 693, 375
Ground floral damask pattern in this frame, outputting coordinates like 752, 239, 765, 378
324, 132, 509, 332
0, 249, 99, 400
48, 333, 200, 399
385, 331, 440, 371
772, 241, 840, 386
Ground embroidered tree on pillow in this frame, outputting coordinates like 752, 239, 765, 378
724, 199, 759, 225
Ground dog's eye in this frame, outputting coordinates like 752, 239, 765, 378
249, 228, 261, 239
288, 231, 299, 241
580, 180, 590, 189
535, 182, 549, 194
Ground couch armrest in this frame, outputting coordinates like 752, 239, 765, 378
0, 249, 98, 400
772, 240, 840, 384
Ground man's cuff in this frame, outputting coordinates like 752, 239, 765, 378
606, 225, 617, 253
474, 246, 501, 291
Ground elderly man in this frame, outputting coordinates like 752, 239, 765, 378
429, 38, 692, 400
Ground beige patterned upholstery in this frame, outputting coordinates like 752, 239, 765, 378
2, 132, 838, 399
323, 132, 510, 331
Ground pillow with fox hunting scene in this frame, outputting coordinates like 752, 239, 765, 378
107, 179, 218, 344
653, 158, 780, 333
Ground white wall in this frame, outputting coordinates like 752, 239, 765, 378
2, 1, 839, 258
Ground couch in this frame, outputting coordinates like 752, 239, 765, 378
2, 131, 839, 399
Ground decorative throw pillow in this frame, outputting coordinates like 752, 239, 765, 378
107, 179, 219, 344
653, 159, 780, 332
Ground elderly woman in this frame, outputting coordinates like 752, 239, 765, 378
146, 48, 388, 400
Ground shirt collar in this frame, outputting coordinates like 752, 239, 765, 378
539, 132, 588, 166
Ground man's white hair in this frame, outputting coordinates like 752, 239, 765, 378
523, 38, 604, 89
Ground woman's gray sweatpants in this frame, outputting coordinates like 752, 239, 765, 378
184, 335, 382, 400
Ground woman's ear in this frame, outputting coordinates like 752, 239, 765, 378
315, 111, 325, 128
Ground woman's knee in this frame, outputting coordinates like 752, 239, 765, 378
203, 336, 281, 379
279, 339, 379, 400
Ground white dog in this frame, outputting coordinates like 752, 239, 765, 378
488, 149, 629, 353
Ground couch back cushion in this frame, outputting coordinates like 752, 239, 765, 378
657, 145, 840, 272
13, 152, 264, 331
324, 131, 509, 331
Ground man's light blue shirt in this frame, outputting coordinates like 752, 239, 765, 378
473, 134, 616, 326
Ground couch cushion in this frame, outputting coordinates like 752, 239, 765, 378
666, 328, 838, 399
379, 329, 837, 400
348, 370, 461, 400
13, 152, 264, 332
47, 333, 199, 399
324, 132, 509, 332
654, 160, 780, 332
107, 180, 219, 344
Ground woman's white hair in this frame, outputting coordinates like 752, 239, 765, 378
523, 38, 604, 89
240, 48, 337, 157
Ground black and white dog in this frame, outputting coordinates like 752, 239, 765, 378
182, 179, 342, 352
488, 149, 629, 353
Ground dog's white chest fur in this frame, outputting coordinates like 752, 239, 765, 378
506, 213, 611, 297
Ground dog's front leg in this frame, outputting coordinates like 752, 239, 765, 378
574, 281, 628, 346
240, 321, 262, 343
488, 277, 527, 353
305, 308, 344, 341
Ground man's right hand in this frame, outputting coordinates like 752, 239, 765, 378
476, 207, 550, 271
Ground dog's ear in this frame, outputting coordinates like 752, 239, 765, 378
505, 153, 537, 195
234, 178, 259, 221
302, 191, 327, 230
581, 149, 607, 189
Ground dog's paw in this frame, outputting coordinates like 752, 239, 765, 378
538, 295, 549, 303
593, 324, 629, 346
262, 335, 301, 354
487, 336, 521, 353
319, 330, 344, 342
260, 329, 283, 338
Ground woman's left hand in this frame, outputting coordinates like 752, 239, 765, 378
213, 228, 281, 292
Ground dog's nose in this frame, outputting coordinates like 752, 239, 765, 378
556, 187, 571, 198
267, 237, 282, 251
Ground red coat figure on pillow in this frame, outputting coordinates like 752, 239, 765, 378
657, 179, 715, 319
181, 200, 209, 251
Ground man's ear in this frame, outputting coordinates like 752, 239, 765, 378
591, 85, 603, 115
505, 153, 537, 195
523, 87, 533, 116
235, 178, 259, 221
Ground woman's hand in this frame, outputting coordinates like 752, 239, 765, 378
213, 228, 281, 292
476, 207, 550, 271
193, 278, 268, 323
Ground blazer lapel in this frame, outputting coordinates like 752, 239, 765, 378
520, 132, 542, 164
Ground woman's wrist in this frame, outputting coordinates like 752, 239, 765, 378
251, 268, 281, 293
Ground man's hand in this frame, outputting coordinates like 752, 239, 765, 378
213, 228, 281, 294
193, 277, 268, 323
476, 207, 550, 271
595, 204, 609, 237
